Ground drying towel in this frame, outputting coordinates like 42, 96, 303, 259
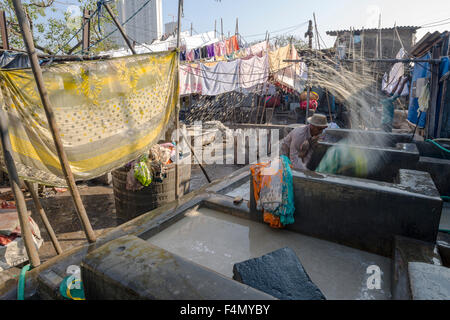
200, 60, 239, 95
239, 55, 269, 89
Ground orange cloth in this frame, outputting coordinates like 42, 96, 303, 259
251, 162, 285, 229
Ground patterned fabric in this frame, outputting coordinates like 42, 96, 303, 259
0, 51, 178, 186
250, 156, 295, 229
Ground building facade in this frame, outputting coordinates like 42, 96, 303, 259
108, 0, 163, 47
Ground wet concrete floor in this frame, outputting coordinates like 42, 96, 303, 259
148, 207, 392, 300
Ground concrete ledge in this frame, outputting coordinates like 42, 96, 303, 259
81, 235, 276, 300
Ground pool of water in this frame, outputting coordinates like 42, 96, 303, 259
147, 207, 392, 300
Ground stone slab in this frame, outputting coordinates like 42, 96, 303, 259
409, 262, 450, 300
233, 247, 326, 300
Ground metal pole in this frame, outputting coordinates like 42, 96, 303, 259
103, 3, 137, 55
12, 0, 96, 243
221, 18, 224, 40
24, 181, 62, 255
175, 0, 182, 199
0, 110, 40, 267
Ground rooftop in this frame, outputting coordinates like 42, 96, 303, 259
326, 26, 421, 36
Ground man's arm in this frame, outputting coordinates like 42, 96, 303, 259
289, 129, 307, 170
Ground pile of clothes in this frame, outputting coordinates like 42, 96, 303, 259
250, 156, 295, 229
126, 143, 180, 191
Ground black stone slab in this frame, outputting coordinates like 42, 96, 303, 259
232, 247, 326, 300
391, 236, 442, 300
81, 235, 276, 300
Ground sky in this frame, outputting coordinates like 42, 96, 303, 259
54, 0, 450, 48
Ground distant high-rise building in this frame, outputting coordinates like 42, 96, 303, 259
165, 21, 177, 36
108, 0, 163, 47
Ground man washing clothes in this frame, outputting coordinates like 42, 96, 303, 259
280, 114, 328, 171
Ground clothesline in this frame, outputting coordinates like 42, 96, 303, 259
180, 43, 308, 96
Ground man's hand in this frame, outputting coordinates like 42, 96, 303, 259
299, 140, 310, 160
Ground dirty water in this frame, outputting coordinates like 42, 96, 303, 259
147, 207, 392, 300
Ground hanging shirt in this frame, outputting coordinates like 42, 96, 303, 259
194, 48, 200, 60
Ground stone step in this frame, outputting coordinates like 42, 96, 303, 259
391, 236, 442, 300
409, 262, 450, 300
232, 247, 326, 300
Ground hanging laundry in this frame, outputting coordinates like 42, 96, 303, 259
225, 39, 233, 55
383, 48, 407, 95
186, 49, 194, 62
249, 41, 268, 57
207, 44, 215, 58
194, 48, 201, 60
179, 64, 203, 95
239, 55, 269, 89
271, 44, 307, 93
180, 51, 186, 61
0, 51, 178, 186
230, 35, 240, 52
201, 46, 208, 59
200, 60, 240, 96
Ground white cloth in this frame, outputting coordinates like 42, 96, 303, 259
383, 48, 407, 94
239, 55, 269, 89
200, 60, 240, 96
179, 64, 203, 95
249, 41, 268, 57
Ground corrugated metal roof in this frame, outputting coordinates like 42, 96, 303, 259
326, 26, 420, 36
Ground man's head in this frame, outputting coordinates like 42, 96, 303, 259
307, 114, 329, 137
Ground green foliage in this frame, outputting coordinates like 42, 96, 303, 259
0, 0, 120, 55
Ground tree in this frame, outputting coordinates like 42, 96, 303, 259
0, 0, 119, 55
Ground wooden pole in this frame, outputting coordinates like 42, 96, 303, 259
11, 0, 96, 243
82, 8, 91, 54
0, 10, 9, 50
0, 110, 40, 267
24, 181, 62, 255
190, 23, 193, 36
175, 0, 182, 199
214, 20, 217, 38
103, 3, 137, 55
221, 18, 224, 40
